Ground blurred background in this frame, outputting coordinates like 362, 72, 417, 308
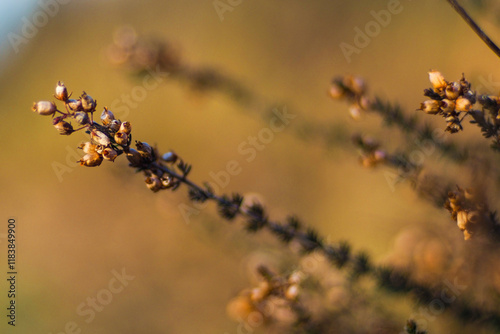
2, 0, 500, 333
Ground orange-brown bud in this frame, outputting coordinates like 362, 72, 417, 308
102, 147, 118, 161
78, 152, 103, 167
420, 100, 440, 114
74, 111, 90, 125
79, 142, 97, 154
119, 121, 132, 134
445, 82, 461, 100
428, 70, 447, 92
114, 131, 129, 145
32, 101, 57, 116
455, 97, 472, 112
439, 99, 455, 113
145, 175, 162, 192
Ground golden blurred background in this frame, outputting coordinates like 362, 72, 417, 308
2, 0, 500, 333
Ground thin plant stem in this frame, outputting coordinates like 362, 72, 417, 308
446, 0, 500, 58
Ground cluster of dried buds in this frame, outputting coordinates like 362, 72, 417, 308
351, 134, 387, 168
445, 186, 490, 240
32, 81, 190, 193
419, 70, 476, 133
329, 75, 371, 120
226, 266, 304, 327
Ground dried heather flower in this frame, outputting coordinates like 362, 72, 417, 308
445, 81, 461, 100
119, 121, 132, 134
54, 81, 68, 101
145, 174, 162, 192
74, 112, 90, 125
80, 92, 96, 112
428, 70, 447, 92
32, 101, 57, 116
420, 100, 440, 114
108, 119, 121, 132
78, 152, 103, 167
455, 97, 472, 112
102, 147, 118, 161
114, 131, 128, 145
66, 99, 82, 111
53, 120, 74, 135
100, 107, 115, 125
136, 141, 152, 158
126, 148, 142, 167
91, 130, 111, 146
79, 142, 97, 154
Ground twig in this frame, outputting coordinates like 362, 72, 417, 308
446, 0, 500, 58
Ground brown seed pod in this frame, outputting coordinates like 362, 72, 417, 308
100, 107, 115, 125
53, 120, 74, 135
80, 91, 96, 112
119, 121, 132, 134
91, 130, 111, 146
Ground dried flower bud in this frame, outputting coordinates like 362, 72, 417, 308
343, 75, 366, 96
439, 99, 455, 113
79, 142, 97, 154
136, 141, 152, 157
420, 100, 440, 114
285, 284, 299, 300
328, 84, 344, 99
455, 97, 472, 112
102, 147, 118, 161
428, 70, 447, 92
55, 81, 69, 101
114, 131, 129, 145
32, 101, 57, 116
161, 175, 174, 189
457, 210, 468, 230
100, 107, 115, 125
78, 152, 103, 167
108, 119, 121, 132
95, 144, 105, 154
91, 130, 111, 146
445, 82, 461, 100
67, 99, 82, 111
348, 105, 362, 120
53, 120, 74, 135
126, 148, 142, 167
145, 175, 162, 192
80, 91, 96, 112
74, 111, 90, 125
250, 282, 270, 302
119, 121, 132, 134
162, 151, 178, 163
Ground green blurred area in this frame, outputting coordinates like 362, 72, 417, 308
2, 0, 500, 333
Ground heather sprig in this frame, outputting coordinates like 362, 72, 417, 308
33, 82, 500, 331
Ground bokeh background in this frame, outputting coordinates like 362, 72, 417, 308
2, 0, 500, 333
